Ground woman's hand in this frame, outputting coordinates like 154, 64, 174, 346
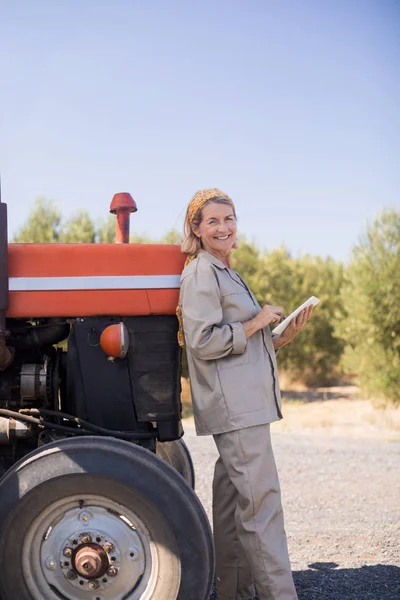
273, 305, 314, 349
244, 305, 284, 339
255, 305, 285, 329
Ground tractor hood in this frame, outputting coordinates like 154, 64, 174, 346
7, 243, 186, 318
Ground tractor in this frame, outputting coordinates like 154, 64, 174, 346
0, 192, 214, 600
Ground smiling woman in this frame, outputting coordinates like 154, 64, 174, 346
180, 189, 239, 259
177, 187, 313, 600
193, 200, 238, 255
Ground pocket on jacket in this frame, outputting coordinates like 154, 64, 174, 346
221, 291, 257, 323
216, 362, 267, 416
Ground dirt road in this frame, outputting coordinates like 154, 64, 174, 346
183, 420, 400, 600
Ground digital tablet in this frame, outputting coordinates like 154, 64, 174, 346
271, 296, 320, 336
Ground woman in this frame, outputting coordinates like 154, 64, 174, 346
178, 188, 313, 600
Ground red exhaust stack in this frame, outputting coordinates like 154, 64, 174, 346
109, 193, 137, 244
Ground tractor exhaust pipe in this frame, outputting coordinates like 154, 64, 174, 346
0, 185, 14, 370
110, 193, 137, 243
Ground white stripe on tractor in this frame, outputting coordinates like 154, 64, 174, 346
9, 275, 181, 291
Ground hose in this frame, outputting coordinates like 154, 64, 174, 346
8, 319, 70, 350
0, 409, 157, 440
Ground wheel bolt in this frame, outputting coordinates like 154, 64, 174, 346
88, 580, 100, 590
103, 542, 114, 554
63, 547, 73, 558
67, 570, 77, 580
80, 533, 92, 544
79, 511, 92, 522
46, 557, 56, 570
107, 565, 118, 577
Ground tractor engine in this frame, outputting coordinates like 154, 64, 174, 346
0, 314, 183, 474
0, 317, 68, 461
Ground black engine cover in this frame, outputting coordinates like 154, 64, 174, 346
66, 316, 183, 441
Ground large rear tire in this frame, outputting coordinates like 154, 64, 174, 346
156, 439, 195, 489
0, 436, 214, 600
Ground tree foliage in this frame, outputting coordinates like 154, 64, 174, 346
97, 216, 116, 243
60, 210, 96, 243
161, 229, 182, 244
233, 242, 345, 386
13, 198, 61, 243
12, 200, 180, 245
334, 210, 400, 404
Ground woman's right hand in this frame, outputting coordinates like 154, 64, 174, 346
243, 305, 285, 339
254, 305, 285, 329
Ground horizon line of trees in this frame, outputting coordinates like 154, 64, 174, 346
12, 198, 400, 407
12, 197, 183, 245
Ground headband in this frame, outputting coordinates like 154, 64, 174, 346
187, 188, 232, 223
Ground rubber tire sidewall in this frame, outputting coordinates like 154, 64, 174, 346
0, 474, 179, 600
156, 439, 195, 489
0, 436, 214, 600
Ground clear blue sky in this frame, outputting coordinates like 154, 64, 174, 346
1, 0, 399, 261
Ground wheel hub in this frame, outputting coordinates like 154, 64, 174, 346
29, 499, 150, 599
73, 543, 109, 579
58, 527, 122, 593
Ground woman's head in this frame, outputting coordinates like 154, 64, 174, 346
181, 188, 238, 257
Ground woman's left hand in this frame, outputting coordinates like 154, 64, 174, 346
278, 305, 314, 346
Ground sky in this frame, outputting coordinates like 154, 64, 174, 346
1, 0, 399, 261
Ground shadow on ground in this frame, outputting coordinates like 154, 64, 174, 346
210, 563, 400, 600
294, 563, 400, 600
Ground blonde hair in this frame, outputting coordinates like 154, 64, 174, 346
177, 190, 237, 347
181, 196, 238, 256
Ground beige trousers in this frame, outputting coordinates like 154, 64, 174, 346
212, 424, 298, 600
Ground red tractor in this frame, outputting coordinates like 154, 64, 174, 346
0, 193, 214, 600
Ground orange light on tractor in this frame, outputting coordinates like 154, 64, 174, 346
100, 323, 129, 359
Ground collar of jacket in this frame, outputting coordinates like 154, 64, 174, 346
197, 250, 229, 270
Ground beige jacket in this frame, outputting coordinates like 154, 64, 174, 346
180, 250, 282, 436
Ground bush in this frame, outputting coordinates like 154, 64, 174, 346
335, 210, 400, 405
233, 242, 345, 386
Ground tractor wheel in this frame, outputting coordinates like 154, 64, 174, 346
0, 436, 214, 600
156, 439, 195, 489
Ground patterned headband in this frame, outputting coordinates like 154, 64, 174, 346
187, 188, 233, 223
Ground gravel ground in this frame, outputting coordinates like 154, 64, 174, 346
182, 421, 400, 600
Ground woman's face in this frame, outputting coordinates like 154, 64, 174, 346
193, 202, 237, 256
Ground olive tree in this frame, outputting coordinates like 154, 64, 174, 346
233, 242, 345, 386
335, 210, 400, 405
